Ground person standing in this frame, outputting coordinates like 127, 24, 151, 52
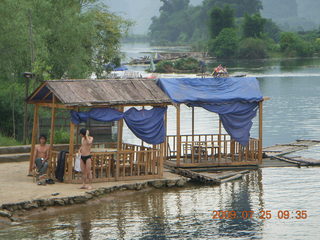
79, 128, 93, 189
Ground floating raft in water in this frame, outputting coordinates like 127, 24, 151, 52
263, 140, 320, 166
171, 168, 250, 185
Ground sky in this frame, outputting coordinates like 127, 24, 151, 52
102, 0, 320, 34
102, 0, 203, 34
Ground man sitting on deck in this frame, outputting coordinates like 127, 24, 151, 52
33, 135, 50, 180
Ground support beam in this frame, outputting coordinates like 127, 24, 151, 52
218, 117, 222, 162
116, 106, 124, 181
117, 107, 124, 151
176, 104, 181, 167
67, 122, 75, 182
48, 96, 56, 178
28, 104, 39, 175
164, 111, 168, 160
49, 96, 56, 151
258, 101, 263, 164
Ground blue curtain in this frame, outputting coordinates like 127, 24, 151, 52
192, 102, 258, 146
70, 107, 167, 145
124, 107, 167, 145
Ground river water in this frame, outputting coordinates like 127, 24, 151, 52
1, 43, 320, 240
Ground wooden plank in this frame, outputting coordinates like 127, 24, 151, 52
67, 122, 75, 182
48, 96, 56, 178
28, 104, 39, 175
176, 104, 181, 167
258, 101, 263, 164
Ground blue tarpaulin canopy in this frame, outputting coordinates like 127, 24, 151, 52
70, 107, 167, 145
157, 77, 263, 146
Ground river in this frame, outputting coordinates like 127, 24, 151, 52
1, 43, 320, 240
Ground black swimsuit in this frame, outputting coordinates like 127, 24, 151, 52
81, 155, 92, 164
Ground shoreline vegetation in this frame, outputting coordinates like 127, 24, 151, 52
148, 0, 320, 60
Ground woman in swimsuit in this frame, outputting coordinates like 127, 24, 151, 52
79, 128, 93, 190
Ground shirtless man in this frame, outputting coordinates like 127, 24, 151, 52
33, 135, 50, 178
79, 128, 93, 190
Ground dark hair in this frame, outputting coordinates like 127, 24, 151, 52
39, 135, 47, 141
80, 128, 87, 136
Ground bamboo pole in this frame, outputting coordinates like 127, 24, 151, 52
176, 104, 181, 166
164, 111, 168, 160
258, 101, 263, 164
116, 107, 124, 180
218, 117, 222, 162
159, 142, 164, 177
48, 96, 56, 178
67, 121, 75, 182
76, 107, 80, 148
192, 107, 195, 163
28, 104, 39, 175
117, 107, 124, 151
49, 96, 56, 151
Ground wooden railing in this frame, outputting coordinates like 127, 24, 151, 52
48, 142, 163, 183
166, 134, 260, 166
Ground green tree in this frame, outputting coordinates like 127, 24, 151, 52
280, 32, 314, 57
209, 6, 235, 38
0, 0, 130, 141
238, 38, 268, 58
208, 28, 239, 58
242, 13, 266, 38
203, 0, 262, 18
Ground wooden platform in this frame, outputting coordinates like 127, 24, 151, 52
171, 168, 250, 185
263, 140, 320, 166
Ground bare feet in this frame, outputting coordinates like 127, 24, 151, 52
86, 186, 93, 190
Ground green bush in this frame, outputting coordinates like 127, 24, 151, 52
155, 61, 174, 73
0, 133, 21, 146
208, 28, 239, 59
53, 128, 70, 144
238, 38, 268, 59
174, 58, 199, 71
280, 32, 314, 57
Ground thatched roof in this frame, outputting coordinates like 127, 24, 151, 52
27, 79, 172, 107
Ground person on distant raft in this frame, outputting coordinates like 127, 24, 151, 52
79, 128, 93, 190
33, 135, 50, 180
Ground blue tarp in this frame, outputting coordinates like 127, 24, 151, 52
70, 107, 167, 145
157, 78, 263, 146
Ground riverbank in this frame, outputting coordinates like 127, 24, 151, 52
0, 162, 189, 223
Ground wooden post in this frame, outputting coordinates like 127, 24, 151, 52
117, 107, 124, 151
49, 96, 56, 151
159, 142, 164, 177
48, 96, 56, 178
28, 104, 39, 175
76, 107, 80, 148
258, 101, 263, 164
164, 111, 168, 160
116, 107, 124, 180
218, 117, 222, 162
176, 104, 181, 166
192, 107, 195, 164
67, 121, 75, 182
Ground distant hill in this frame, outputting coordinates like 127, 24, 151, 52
101, 0, 203, 34
102, 0, 320, 34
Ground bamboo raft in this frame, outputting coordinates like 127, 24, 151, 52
263, 140, 320, 166
171, 168, 250, 185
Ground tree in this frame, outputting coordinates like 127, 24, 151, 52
238, 38, 268, 58
209, 6, 235, 38
243, 13, 266, 38
0, 0, 130, 141
280, 32, 314, 57
208, 28, 239, 58
203, 0, 262, 17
